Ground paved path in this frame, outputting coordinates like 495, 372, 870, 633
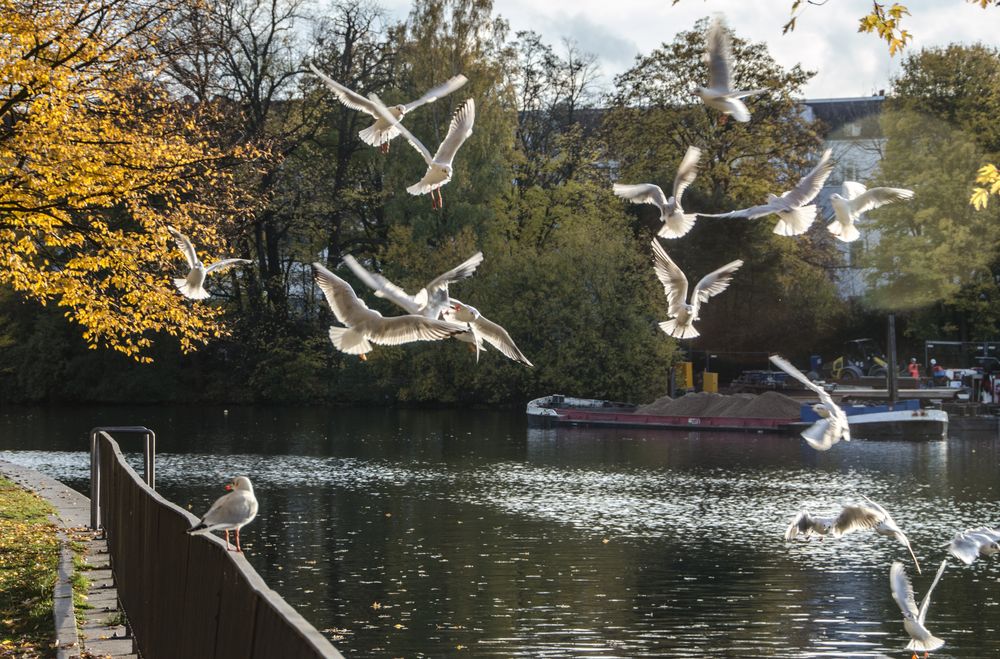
0, 461, 135, 659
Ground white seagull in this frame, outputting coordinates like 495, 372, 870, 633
651, 238, 742, 340
784, 504, 884, 541
613, 146, 703, 239
342, 252, 483, 320
769, 354, 850, 451
861, 494, 922, 574
947, 526, 1000, 565
187, 476, 259, 552
700, 149, 835, 236
313, 262, 467, 360
444, 299, 533, 367
890, 559, 948, 658
167, 226, 251, 300
368, 92, 475, 209
308, 62, 467, 153
828, 181, 915, 242
695, 16, 767, 122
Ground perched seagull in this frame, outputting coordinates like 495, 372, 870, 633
342, 252, 483, 320
651, 239, 742, 340
784, 504, 883, 541
827, 182, 915, 242
769, 354, 850, 451
308, 62, 467, 153
613, 146, 703, 239
700, 149, 835, 236
167, 226, 251, 300
312, 262, 467, 359
444, 299, 533, 367
890, 560, 948, 658
947, 526, 1000, 565
695, 16, 767, 122
368, 92, 475, 208
187, 476, 259, 552
861, 495, 922, 574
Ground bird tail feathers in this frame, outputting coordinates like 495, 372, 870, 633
328, 326, 372, 356
659, 213, 697, 239
827, 219, 860, 242
174, 278, 210, 300
773, 205, 816, 236
659, 319, 699, 339
359, 124, 397, 147
906, 635, 944, 652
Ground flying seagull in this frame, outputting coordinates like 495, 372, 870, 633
890, 560, 948, 658
342, 252, 483, 320
947, 526, 1000, 565
308, 62, 467, 153
444, 299, 533, 367
700, 149, 835, 236
651, 238, 742, 339
769, 354, 850, 451
368, 92, 475, 209
187, 476, 259, 552
695, 16, 767, 122
167, 226, 251, 300
784, 504, 883, 541
312, 262, 467, 360
613, 146, 703, 239
828, 181, 915, 242
861, 494, 922, 574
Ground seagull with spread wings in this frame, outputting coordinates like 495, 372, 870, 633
700, 149, 835, 236
368, 93, 475, 208
444, 300, 533, 367
784, 504, 884, 541
890, 560, 948, 658
309, 63, 467, 153
651, 239, 742, 340
828, 181, 915, 242
861, 494, 922, 574
313, 263, 468, 360
947, 526, 1000, 565
695, 16, 767, 122
613, 146, 703, 239
167, 226, 251, 300
769, 354, 850, 451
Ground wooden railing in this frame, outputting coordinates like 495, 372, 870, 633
91, 430, 343, 659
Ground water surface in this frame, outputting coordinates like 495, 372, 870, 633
1, 405, 998, 657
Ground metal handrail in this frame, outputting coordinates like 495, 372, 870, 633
89, 426, 156, 530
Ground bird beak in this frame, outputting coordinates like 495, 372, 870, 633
225, 484, 233, 491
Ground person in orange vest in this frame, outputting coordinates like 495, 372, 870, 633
907, 357, 921, 379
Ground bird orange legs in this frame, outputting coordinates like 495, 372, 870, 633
380, 142, 390, 154
234, 528, 244, 552
430, 188, 443, 209
223, 530, 233, 551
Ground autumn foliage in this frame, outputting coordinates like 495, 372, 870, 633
0, 0, 248, 360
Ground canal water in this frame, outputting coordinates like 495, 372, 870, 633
1, 405, 998, 657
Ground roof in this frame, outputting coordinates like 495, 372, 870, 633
801, 96, 886, 139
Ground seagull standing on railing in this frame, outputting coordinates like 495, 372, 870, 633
187, 476, 259, 552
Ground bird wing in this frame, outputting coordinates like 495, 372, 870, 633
365, 315, 467, 346
403, 74, 469, 112
948, 531, 982, 565
672, 146, 702, 209
692, 259, 743, 303
801, 417, 838, 451
430, 98, 475, 165
917, 559, 948, 625
697, 203, 778, 220
313, 262, 380, 327
841, 181, 868, 200
650, 239, 688, 315
832, 504, 884, 537
704, 16, 732, 92
768, 355, 826, 398
341, 254, 422, 315
849, 186, 915, 215
167, 226, 199, 269
470, 313, 533, 367
784, 511, 809, 540
424, 251, 484, 296
613, 183, 669, 209
308, 62, 378, 116
890, 562, 920, 621
781, 149, 834, 208
204, 258, 251, 274
368, 92, 434, 164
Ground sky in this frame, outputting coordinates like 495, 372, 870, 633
376, 0, 1000, 98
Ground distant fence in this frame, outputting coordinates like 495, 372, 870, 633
91, 429, 343, 659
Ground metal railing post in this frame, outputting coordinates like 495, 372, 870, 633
90, 430, 100, 529
89, 426, 157, 531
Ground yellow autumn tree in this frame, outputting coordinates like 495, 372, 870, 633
0, 0, 250, 361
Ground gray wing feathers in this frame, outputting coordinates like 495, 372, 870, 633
313, 262, 378, 327
851, 187, 915, 215
890, 562, 920, 621
705, 17, 732, 92
367, 316, 466, 345
426, 251, 484, 293
613, 183, 669, 209
651, 239, 689, 315
403, 75, 469, 112
167, 226, 198, 269
368, 93, 434, 163
204, 258, 251, 274
832, 505, 883, 537
309, 63, 377, 115
692, 260, 742, 302
472, 315, 532, 367
341, 255, 422, 315
673, 146, 702, 205
918, 559, 948, 624
432, 98, 475, 164
783, 149, 834, 207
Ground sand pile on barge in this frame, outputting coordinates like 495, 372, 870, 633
637, 391, 801, 419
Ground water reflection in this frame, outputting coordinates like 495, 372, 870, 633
0, 405, 997, 656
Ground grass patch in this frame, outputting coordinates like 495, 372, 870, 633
0, 476, 60, 657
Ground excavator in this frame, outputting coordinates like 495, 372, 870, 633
831, 338, 888, 381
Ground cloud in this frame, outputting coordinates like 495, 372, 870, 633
540, 12, 639, 67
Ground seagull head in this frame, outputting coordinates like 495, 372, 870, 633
811, 403, 831, 418
227, 476, 253, 492
392, 104, 407, 118
452, 301, 480, 319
